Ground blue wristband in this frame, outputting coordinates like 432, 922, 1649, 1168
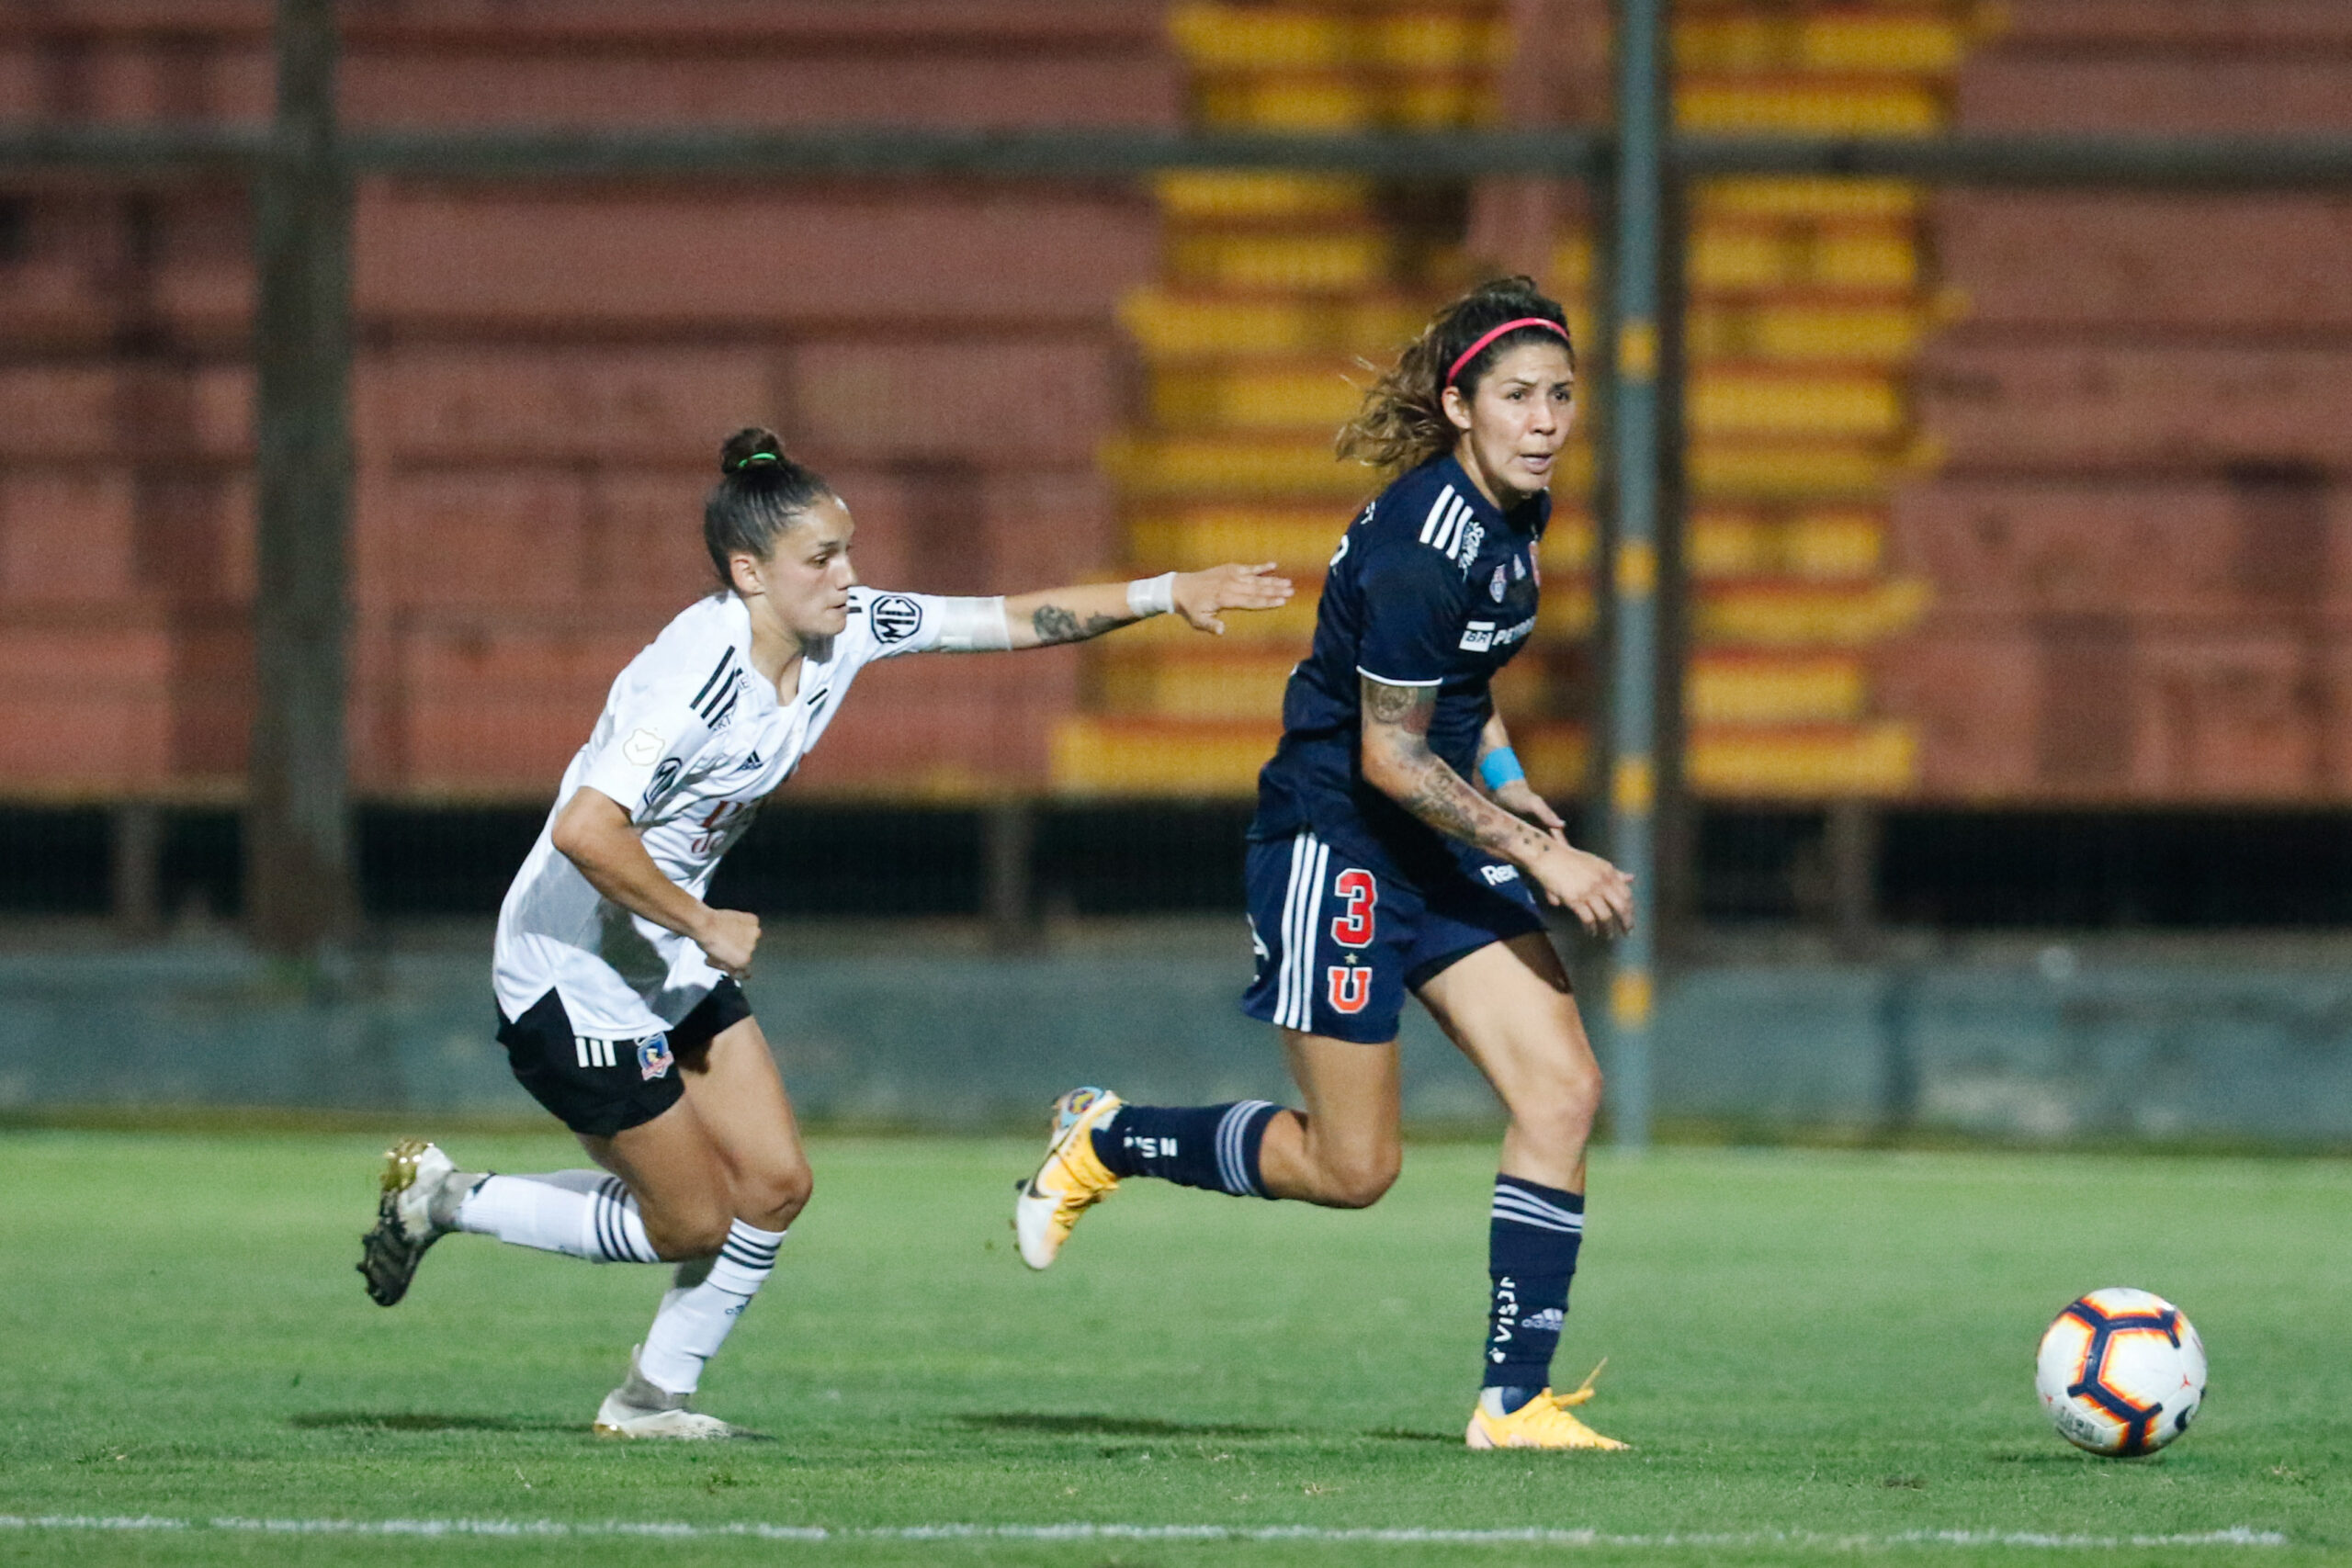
1477, 747, 1526, 791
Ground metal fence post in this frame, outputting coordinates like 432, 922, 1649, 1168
248, 0, 355, 956
1604, 0, 1668, 1149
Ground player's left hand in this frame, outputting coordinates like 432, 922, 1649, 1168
1173, 562, 1293, 636
1490, 777, 1568, 843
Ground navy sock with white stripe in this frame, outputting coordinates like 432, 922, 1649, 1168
1090, 1101, 1280, 1197
638, 1218, 786, 1396
1483, 1175, 1585, 1406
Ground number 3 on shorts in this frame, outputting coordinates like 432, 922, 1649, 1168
1329, 868, 1377, 947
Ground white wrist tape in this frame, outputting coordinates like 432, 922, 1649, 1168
933, 595, 1012, 651
1126, 571, 1177, 618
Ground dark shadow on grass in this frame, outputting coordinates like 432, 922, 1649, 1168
960, 1413, 1287, 1439
292, 1411, 576, 1435
1363, 1427, 1456, 1444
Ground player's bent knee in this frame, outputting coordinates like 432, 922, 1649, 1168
1318, 1148, 1402, 1210
1510, 1084, 1600, 1163
737, 1159, 813, 1231
642, 1207, 733, 1262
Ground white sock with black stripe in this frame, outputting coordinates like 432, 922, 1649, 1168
452, 1171, 661, 1265
637, 1219, 786, 1396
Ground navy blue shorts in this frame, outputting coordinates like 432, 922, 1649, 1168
1239, 824, 1549, 1043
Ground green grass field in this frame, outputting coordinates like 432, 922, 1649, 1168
0, 1130, 2345, 1566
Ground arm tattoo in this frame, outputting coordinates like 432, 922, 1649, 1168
1030, 604, 1131, 647
1360, 676, 1548, 861
1363, 679, 1422, 726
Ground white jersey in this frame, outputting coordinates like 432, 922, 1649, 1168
494, 586, 989, 1038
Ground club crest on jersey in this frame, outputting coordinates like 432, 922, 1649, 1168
636, 1033, 674, 1081
1489, 563, 1509, 602
870, 594, 923, 643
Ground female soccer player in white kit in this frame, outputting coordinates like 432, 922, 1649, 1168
358, 427, 1289, 1438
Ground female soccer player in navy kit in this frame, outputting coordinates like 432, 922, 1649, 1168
357, 427, 1288, 1438
1017, 278, 1637, 1450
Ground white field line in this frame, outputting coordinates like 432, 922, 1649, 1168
0, 1516, 2293, 1549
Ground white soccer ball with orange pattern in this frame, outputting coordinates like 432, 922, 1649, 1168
2034, 1287, 2205, 1457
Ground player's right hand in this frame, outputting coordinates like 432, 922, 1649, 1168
1527, 842, 1634, 938
695, 908, 763, 978
1171, 561, 1293, 635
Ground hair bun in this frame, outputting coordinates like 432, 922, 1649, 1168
719, 426, 786, 476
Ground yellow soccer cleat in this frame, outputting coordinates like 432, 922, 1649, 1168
1013, 1087, 1125, 1269
1464, 1362, 1630, 1451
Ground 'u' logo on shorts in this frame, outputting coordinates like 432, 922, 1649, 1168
1328, 965, 1373, 1014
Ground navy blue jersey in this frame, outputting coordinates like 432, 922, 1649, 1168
1251, 453, 1547, 845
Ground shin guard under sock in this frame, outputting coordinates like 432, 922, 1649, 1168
454, 1172, 661, 1264
638, 1219, 785, 1395
1091, 1101, 1280, 1197
1483, 1175, 1584, 1403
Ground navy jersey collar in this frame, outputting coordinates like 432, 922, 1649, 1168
1430, 453, 1549, 539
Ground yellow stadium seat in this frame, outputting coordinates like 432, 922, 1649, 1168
1688, 723, 1917, 799
1150, 364, 1373, 434
1677, 16, 1966, 75
1170, 5, 1353, 71
1129, 508, 1352, 572
1688, 509, 1884, 581
1688, 301, 1930, 366
1688, 653, 1869, 725
1120, 290, 1430, 363
1690, 224, 1919, 294
1696, 579, 1930, 648
1690, 370, 1906, 441
1051, 716, 1283, 796
1153, 173, 1375, 222
1696, 177, 1921, 221
1678, 81, 1944, 137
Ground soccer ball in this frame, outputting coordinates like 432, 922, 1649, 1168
2034, 1288, 2205, 1457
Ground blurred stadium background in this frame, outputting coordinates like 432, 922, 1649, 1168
1, 0, 2349, 1146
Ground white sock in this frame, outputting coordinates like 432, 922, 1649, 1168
637, 1220, 785, 1395
454, 1172, 660, 1264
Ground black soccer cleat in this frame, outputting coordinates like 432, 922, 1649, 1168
356, 1137, 453, 1306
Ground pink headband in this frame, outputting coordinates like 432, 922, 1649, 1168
1444, 317, 1570, 388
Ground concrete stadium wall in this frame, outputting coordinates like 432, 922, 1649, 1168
0, 1, 1175, 802
6, 932, 2350, 1146
1887, 1, 2352, 803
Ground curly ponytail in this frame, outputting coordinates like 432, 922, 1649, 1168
1336, 276, 1575, 475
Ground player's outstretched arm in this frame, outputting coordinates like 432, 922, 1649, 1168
550, 787, 761, 977
1001, 562, 1292, 649
1360, 675, 1633, 938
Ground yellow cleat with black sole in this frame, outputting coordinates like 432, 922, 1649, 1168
1464, 1362, 1629, 1450
1013, 1087, 1125, 1269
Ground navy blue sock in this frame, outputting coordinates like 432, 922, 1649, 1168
1090, 1102, 1280, 1197
1483, 1175, 1584, 1407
